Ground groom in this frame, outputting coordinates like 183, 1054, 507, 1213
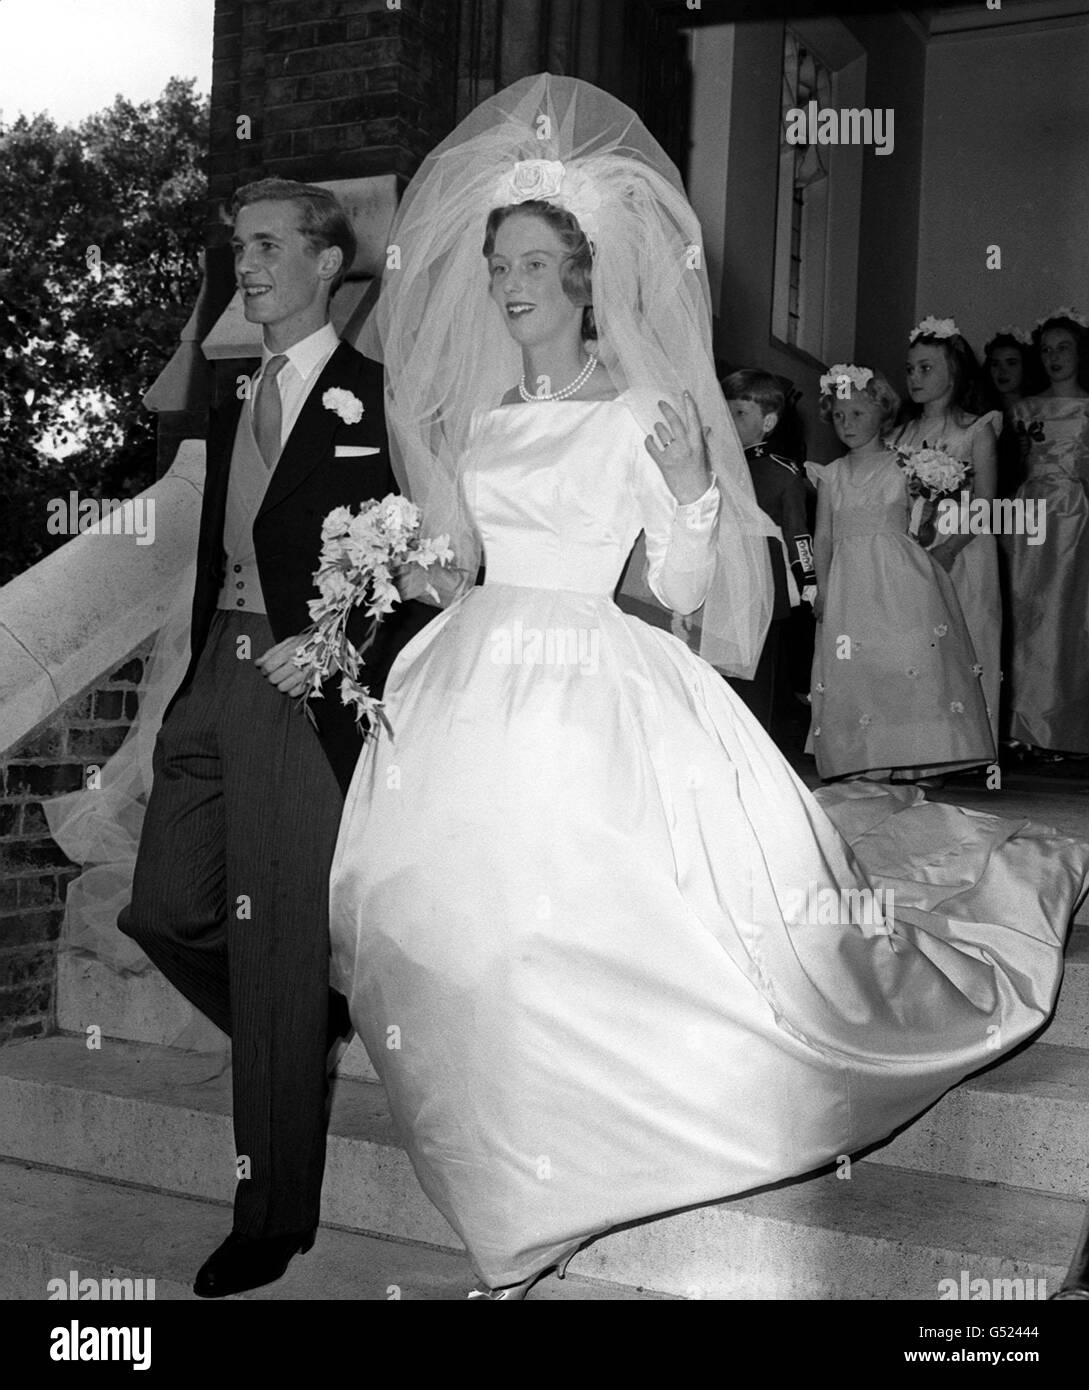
119, 178, 431, 1296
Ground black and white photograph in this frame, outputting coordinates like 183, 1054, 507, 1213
1, 0, 1088, 1344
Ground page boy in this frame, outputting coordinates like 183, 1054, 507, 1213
721, 369, 815, 732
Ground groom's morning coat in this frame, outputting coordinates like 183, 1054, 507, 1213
170, 339, 433, 791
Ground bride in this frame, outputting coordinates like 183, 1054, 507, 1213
329, 75, 1089, 1299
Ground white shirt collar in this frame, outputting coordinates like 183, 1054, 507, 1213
260, 321, 339, 380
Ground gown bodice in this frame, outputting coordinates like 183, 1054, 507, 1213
823, 454, 910, 541
1011, 396, 1089, 485
894, 409, 1003, 464
462, 395, 717, 604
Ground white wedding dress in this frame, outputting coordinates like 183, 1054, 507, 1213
329, 393, 1088, 1288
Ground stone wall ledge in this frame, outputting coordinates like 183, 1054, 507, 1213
0, 443, 206, 758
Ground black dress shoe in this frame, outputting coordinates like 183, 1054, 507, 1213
193, 1228, 316, 1298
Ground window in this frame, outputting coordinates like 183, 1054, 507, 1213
771, 22, 864, 365
773, 30, 833, 355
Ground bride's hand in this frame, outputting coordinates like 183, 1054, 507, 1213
644, 392, 713, 504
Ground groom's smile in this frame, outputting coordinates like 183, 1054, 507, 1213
232, 199, 340, 351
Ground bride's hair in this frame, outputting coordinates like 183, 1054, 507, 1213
482, 200, 597, 341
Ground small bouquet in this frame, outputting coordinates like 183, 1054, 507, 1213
894, 445, 972, 548
293, 495, 452, 738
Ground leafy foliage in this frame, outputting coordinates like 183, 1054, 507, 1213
0, 78, 208, 583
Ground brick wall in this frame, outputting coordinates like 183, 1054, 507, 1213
0, 643, 153, 1044
207, 0, 458, 229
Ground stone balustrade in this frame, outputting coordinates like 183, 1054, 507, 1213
0, 444, 205, 1040
0, 443, 205, 759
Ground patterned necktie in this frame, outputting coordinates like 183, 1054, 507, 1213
253, 353, 288, 468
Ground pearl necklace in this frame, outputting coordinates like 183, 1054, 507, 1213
519, 354, 598, 402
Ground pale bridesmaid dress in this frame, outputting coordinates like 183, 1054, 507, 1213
894, 411, 1004, 745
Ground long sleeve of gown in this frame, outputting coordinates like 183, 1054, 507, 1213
424, 463, 484, 608
636, 450, 721, 615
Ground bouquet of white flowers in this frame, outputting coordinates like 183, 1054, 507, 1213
293, 495, 452, 738
894, 445, 972, 547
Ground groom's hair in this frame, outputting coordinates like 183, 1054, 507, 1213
230, 178, 358, 296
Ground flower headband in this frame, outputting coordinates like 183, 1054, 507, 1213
992, 324, 1032, 347
909, 316, 959, 343
1035, 305, 1089, 331
493, 158, 604, 240
819, 363, 874, 397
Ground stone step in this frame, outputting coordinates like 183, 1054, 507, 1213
0, 1035, 1084, 1298
574, 1159, 1079, 1300
0, 1160, 656, 1301
865, 1041, 1089, 1199
56, 954, 230, 1060
57, 953, 383, 1080
0, 1035, 452, 1251
29, 1004, 1089, 1211
57, 921, 1089, 1086
1042, 925, 1089, 1049
0, 1143, 1076, 1305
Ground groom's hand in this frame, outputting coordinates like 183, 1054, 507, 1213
256, 635, 310, 696
393, 561, 443, 606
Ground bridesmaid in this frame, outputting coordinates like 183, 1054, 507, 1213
983, 325, 1041, 497
895, 317, 1002, 748
807, 364, 993, 782
1005, 308, 1089, 757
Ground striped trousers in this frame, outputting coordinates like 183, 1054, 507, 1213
119, 610, 346, 1237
